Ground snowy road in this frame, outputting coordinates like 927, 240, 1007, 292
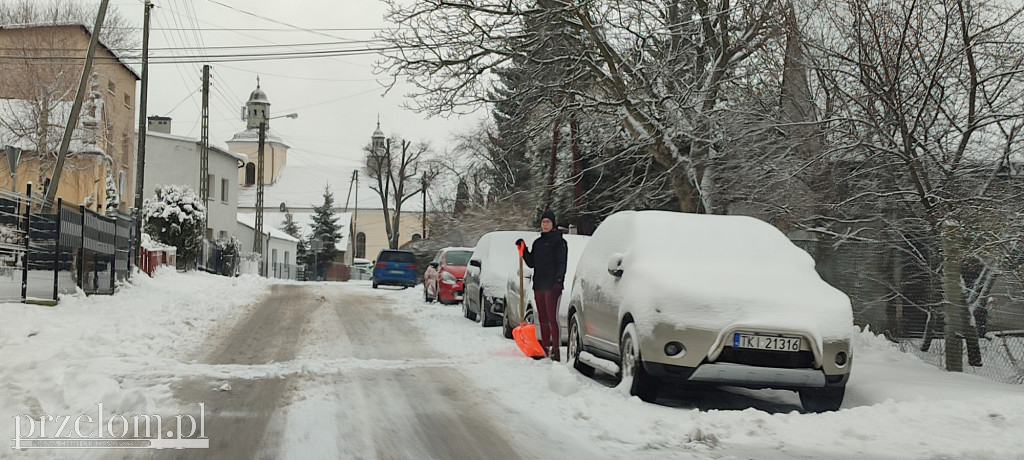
143, 284, 584, 459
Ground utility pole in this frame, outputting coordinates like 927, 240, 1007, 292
200, 65, 210, 213
254, 120, 266, 261
353, 170, 359, 259
46, 0, 110, 204
421, 172, 427, 239
131, 0, 153, 268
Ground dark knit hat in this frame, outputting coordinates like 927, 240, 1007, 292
540, 209, 557, 226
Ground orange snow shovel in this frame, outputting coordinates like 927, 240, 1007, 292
513, 241, 546, 359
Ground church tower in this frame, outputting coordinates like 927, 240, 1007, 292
227, 78, 291, 187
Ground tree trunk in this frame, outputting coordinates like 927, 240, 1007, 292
939, 223, 983, 371
543, 115, 562, 208
569, 113, 582, 231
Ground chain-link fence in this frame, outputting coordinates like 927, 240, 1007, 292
795, 238, 1024, 384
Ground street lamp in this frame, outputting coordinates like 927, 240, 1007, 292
248, 103, 298, 275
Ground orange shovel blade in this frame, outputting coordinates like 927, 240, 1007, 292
513, 323, 546, 358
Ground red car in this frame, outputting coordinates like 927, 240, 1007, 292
423, 247, 473, 304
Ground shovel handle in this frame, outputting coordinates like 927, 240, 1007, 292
518, 252, 525, 324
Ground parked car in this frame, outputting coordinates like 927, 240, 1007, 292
372, 249, 418, 288
351, 257, 374, 280
503, 234, 590, 341
463, 231, 537, 327
424, 247, 473, 304
566, 210, 854, 412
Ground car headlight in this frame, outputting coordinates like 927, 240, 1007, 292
441, 271, 456, 283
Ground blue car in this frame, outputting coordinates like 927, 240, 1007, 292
372, 249, 418, 289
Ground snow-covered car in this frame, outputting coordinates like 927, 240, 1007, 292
566, 210, 854, 412
502, 234, 590, 342
463, 231, 537, 327
423, 247, 473, 304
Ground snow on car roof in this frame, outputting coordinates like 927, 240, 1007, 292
580, 210, 852, 342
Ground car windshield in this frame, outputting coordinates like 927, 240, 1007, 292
378, 251, 415, 263
444, 250, 472, 266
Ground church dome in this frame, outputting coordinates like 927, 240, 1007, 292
248, 86, 270, 105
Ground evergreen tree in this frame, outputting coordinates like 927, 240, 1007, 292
307, 186, 342, 277
279, 212, 301, 238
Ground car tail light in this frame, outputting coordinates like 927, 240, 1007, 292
407, 264, 417, 269
835, 351, 848, 367
375, 262, 386, 268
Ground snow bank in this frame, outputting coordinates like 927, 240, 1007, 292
0, 269, 270, 424
383, 287, 1024, 460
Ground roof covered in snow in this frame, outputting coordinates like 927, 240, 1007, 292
235, 212, 301, 244
238, 210, 352, 250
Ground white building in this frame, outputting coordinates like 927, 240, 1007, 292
141, 117, 247, 240
236, 213, 300, 278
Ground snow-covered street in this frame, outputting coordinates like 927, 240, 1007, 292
3, 271, 1024, 459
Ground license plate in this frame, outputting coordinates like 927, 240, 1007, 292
733, 333, 801, 352
390, 270, 405, 274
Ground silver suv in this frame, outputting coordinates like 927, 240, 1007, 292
566, 210, 854, 412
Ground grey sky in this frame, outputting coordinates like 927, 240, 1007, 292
110, 0, 483, 167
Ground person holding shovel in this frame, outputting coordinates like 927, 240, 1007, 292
515, 209, 568, 361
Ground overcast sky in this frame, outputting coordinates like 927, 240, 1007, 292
109, 0, 484, 168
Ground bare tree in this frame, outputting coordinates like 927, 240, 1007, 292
364, 136, 438, 249
378, 0, 792, 214
805, 0, 1024, 370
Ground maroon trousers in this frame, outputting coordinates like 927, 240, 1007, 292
534, 288, 562, 350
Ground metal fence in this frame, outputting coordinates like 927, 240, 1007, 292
797, 238, 1024, 384
0, 186, 133, 303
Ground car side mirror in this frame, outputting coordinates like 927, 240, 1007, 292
429, 262, 439, 269
607, 254, 624, 278
469, 260, 481, 268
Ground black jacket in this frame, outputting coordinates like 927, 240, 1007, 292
523, 230, 568, 290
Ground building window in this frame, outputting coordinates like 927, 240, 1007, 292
285, 251, 290, 266
107, 79, 116, 94
123, 138, 132, 157
221, 178, 229, 202
218, 230, 228, 240
411, 233, 422, 242
123, 93, 131, 108
207, 174, 215, 201
206, 228, 213, 240
245, 163, 255, 185
356, 232, 366, 259
119, 171, 126, 200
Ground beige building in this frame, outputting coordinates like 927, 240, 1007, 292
230, 83, 423, 266
0, 24, 137, 212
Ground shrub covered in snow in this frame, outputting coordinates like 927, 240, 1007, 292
143, 185, 206, 269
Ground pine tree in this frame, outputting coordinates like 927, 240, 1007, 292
279, 212, 301, 238
307, 186, 342, 277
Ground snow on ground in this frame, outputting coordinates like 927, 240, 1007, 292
377, 285, 1024, 460
3, 274, 1024, 459
0, 268, 271, 457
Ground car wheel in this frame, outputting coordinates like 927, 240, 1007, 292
372, 282, 378, 289
502, 300, 513, 339
479, 293, 491, 327
462, 298, 476, 321
569, 313, 595, 377
799, 386, 845, 413
524, 306, 534, 326
620, 322, 659, 402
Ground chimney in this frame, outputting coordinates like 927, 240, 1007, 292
147, 116, 171, 134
